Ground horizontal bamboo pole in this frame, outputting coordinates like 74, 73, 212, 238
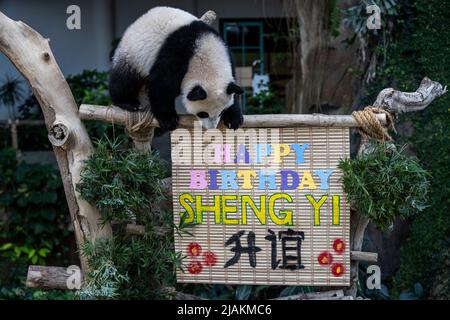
79, 104, 387, 128
350, 250, 378, 262
125, 223, 170, 236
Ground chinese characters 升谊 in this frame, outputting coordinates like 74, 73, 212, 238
224, 229, 305, 270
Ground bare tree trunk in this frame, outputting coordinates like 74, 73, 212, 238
286, 0, 363, 115
0, 11, 112, 271
286, 0, 330, 114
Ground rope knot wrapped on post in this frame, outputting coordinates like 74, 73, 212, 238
352, 106, 396, 141
124, 109, 155, 150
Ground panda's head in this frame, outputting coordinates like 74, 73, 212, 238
183, 81, 243, 129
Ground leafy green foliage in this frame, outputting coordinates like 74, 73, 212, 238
246, 87, 283, 115
77, 239, 129, 299
67, 70, 127, 142
0, 75, 25, 119
353, 0, 450, 297
77, 137, 169, 224
1, 70, 125, 151
178, 283, 313, 300
328, 0, 340, 38
0, 127, 11, 150
343, 0, 399, 38
0, 148, 73, 299
428, 243, 450, 299
67, 70, 110, 106
339, 143, 429, 230
0, 243, 50, 265
76, 138, 180, 299
0, 148, 71, 252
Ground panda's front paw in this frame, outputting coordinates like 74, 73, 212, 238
221, 106, 243, 130
156, 113, 179, 131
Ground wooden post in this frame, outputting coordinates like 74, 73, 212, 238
9, 119, 19, 150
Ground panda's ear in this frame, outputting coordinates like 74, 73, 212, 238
227, 82, 244, 95
187, 85, 207, 101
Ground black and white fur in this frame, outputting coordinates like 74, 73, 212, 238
109, 7, 243, 131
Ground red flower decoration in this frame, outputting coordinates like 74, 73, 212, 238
187, 242, 202, 257
203, 251, 217, 267
318, 251, 333, 265
331, 263, 345, 277
187, 261, 203, 274
333, 239, 345, 254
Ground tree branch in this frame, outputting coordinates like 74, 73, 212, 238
0, 11, 112, 271
374, 77, 447, 113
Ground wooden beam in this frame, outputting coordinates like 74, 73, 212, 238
26, 265, 83, 290
79, 104, 387, 128
25, 265, 204, 300
350, 250, 378, 262
273, 289, 353, 300
161, 287, 206, 300
125, 224, 146, 235
125, 224, 171, 236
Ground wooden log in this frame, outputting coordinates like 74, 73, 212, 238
79, 104, 387, 128
126, 224, 146, 235
375, 77, 447, 113
0, 11, 112, 272
274, 289, 349, 300
350, 250, 378, 262
160, 177, 173, 196
125, 224, 171, 236
25, 265, 205, 300
161, 287, 206, 300
199, 10, 216, 25
26, 265, 83, 290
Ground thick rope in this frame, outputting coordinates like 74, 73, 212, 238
124, 109, 155, 143
352, 106, 396, 141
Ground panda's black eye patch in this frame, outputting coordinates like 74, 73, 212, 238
197, 112, 209, 119
187, 85, 207, 101
227, 82, 244, 95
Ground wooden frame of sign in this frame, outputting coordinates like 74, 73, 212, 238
1, 8, 446, 298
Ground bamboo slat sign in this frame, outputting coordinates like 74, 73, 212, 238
171, 121, 350, 286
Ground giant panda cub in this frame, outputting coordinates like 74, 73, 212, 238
110, 6, 244, 131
